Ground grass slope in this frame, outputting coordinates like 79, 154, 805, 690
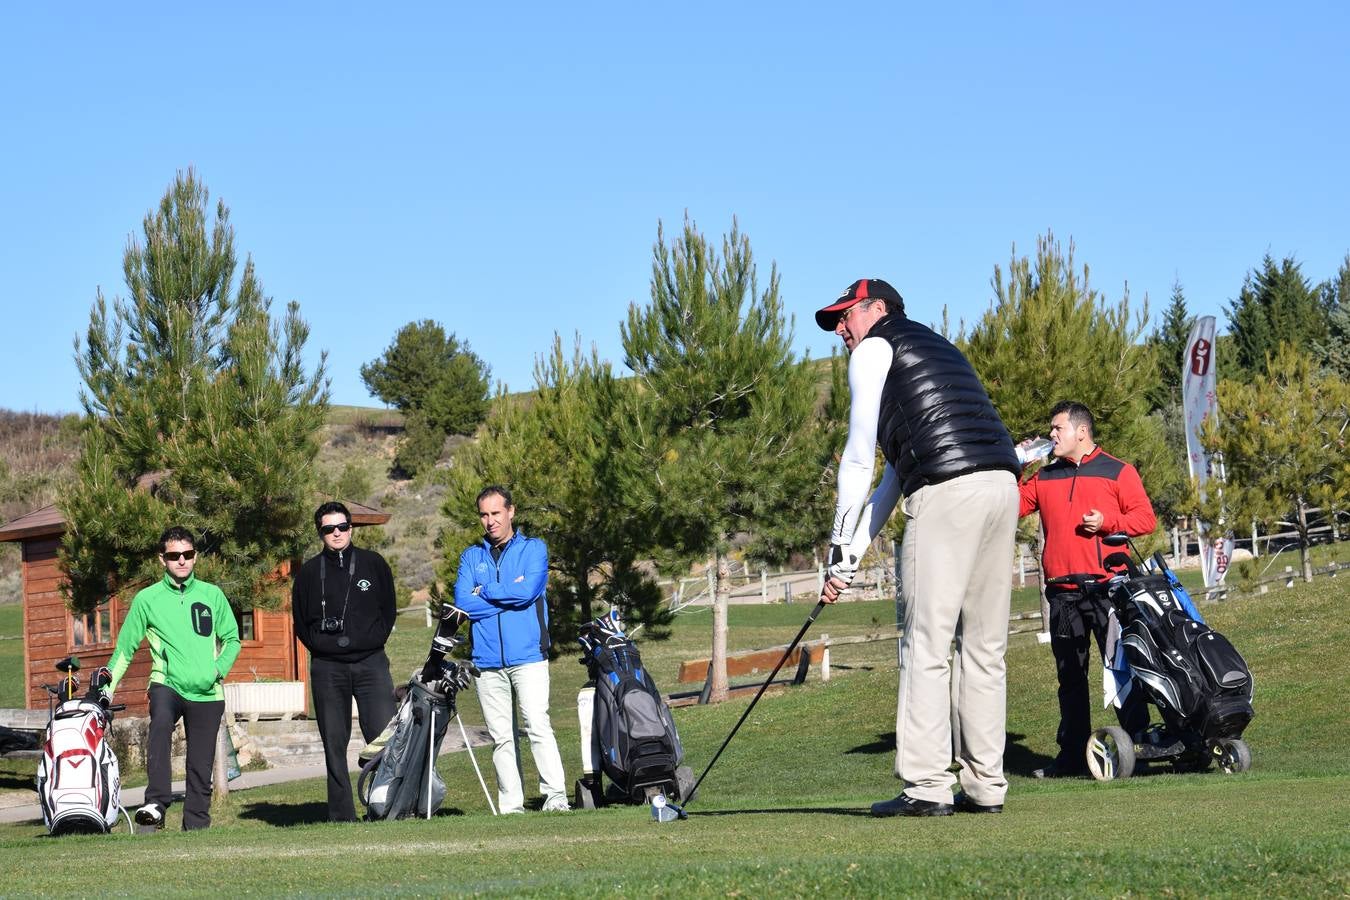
0, 580, 1346, 896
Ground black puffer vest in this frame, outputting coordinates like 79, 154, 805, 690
868, 314, 1019, 495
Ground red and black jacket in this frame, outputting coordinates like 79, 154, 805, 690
1019, 446, 1156, 583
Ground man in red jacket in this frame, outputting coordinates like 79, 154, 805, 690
1019, 401, 1156, 778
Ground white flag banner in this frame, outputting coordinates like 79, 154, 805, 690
1181, 316, 1233, 587
1182, 316, 1217, 485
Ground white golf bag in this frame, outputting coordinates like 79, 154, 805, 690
37, 696, 125, 835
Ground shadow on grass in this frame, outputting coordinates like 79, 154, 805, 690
1, 772, 35, 791
690, 806, 873, 818
845, 732, 894, 755
843, 730, 1057, 778
1003, 731, 1054, 777
238, 800, 468, 827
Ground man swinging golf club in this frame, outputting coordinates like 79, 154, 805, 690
817, 278, 1020, 816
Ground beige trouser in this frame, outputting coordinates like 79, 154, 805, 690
895, 469, 1018, 805
477, 661, 569, 813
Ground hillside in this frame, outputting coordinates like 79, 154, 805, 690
0, 411, 81, 603
0, 404, 448, 607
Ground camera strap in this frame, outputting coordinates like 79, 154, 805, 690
320, 551, 357, 626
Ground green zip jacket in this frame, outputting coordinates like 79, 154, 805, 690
106, 573, 241, 703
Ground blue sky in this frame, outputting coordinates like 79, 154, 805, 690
2, 3, 1346, 414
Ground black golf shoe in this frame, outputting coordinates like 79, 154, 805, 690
953, 791, 1003, 814
870, 793, 954, 817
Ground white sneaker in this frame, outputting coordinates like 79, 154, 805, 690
135, 803, 164, 828
542, 795, 571, 812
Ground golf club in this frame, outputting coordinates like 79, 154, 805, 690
666, 599, 827, 819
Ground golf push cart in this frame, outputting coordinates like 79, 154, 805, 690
1047, 533, 1254, 782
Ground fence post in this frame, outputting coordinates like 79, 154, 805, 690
1285, 566, 1294, 588
820, 634, 831, 683
783, 582, 792, 604
1171, 525, 1181, 567
761, 569, 768, 602
1017, 542, 1026, 588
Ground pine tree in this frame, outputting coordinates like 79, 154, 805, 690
959, 231, 1184, 532
1314, 253, 1350, 379
61, 170, 328, 613
1226, 255, 1329, 381
1197, 344, 1350, 581
438, 335, 666, 643
361, 320, 490, 475
1147, 279, 1195, 411
619, 217, 819, 702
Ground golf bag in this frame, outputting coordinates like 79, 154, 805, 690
575, 611, 690, 807
36, 664, 126, 836
1114, 570, 1254, 741
357, 678, 454, 820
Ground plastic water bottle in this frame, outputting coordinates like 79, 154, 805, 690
1016, 437, 1054, 466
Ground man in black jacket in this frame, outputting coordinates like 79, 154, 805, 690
817, 279, 1021, 817
292, 501, 397, 822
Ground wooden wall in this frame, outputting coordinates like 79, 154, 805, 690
19, 538, 307, 716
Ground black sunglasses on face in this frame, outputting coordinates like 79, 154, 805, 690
319, 522, 352, 536
162, 550, 197, 562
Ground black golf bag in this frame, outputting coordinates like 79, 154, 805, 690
574, 611, 691, 808
357, 662, 477, 821
1113, 571, 1254, 741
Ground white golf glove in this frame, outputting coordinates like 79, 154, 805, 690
827, 544, 859, 584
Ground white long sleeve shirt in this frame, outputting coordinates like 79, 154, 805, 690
830, 336, 903, 560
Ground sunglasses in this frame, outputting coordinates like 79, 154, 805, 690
162, 550, 197, 562
319, 522, 352, 536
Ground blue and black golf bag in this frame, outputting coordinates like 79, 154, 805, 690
574, 611, 692, 809
1113, 563, 1254, 741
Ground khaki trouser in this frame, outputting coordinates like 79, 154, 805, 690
895, 469, 1018, 805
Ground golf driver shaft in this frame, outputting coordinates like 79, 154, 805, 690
686, 599, 826, 806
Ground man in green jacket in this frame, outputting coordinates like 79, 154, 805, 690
104, 526, 241, 831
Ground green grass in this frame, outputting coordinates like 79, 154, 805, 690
0, 603, 22, 709
0, 578, 1346, 896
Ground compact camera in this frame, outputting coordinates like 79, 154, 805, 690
320, 617, 345, 634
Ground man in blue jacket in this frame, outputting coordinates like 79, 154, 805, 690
424, 485, 569, 813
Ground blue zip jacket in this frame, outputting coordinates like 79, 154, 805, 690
453, 530, 550, 668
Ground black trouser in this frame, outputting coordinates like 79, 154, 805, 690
1048, 589, 1150, 767
310, 650, 396, 822
146, 683, 225, 831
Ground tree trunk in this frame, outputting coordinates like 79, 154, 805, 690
1297, 499, 1314, 582
577, 556, 593, 623
709, 551, 729, 703
212, 719, 231, 803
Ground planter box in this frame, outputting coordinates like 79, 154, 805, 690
225, 681, 307, 721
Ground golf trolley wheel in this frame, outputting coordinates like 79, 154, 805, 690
674, 765, 695, 803
1213, 738, 1252, 774
1085, 726, 1136, 782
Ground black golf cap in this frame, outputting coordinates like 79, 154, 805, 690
815, 278, 904, 331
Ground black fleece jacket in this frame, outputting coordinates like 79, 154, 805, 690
291, 545, 397, 663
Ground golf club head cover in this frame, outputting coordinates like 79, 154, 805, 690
827, 544, 859, 584
419, 656, 443, 685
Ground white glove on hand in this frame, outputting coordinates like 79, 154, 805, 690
827, 544, 859, 584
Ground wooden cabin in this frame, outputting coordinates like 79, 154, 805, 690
0, 502, 390, 716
